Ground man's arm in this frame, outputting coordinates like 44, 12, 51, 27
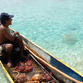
10, 31, 19, 36
3, 28, 16, 42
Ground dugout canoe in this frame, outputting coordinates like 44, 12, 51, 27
0, 28, 83, 83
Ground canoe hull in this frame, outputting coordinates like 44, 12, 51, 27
0, 61, 14, 83
0, 28, 82, 83
21, 32, 83, 83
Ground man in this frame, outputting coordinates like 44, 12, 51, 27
0, 12, 26, 67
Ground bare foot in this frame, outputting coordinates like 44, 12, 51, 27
7, 61, 12, 67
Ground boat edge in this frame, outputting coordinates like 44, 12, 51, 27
0, 60, 14, 83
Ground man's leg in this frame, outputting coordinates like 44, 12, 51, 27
5, 44, 13, 67
15, 35, 26, 59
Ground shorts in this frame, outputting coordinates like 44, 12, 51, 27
0, 38, 20, 57
0, 44, 7, 56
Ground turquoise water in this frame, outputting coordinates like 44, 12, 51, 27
0, 0, 83, 76
0, 66, 9, 83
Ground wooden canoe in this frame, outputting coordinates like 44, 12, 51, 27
0, 28, 83, 83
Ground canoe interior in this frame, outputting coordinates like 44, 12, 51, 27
2, 48, 66, 83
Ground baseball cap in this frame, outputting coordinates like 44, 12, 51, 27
0, 12, 14, 20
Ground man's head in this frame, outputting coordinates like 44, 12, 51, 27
0, 12, 14, 25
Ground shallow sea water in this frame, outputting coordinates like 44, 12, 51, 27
0, 0, 83, 79
0, 66, 8, 83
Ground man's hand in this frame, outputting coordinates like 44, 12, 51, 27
14, 31, 20, 35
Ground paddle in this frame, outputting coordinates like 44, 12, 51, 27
23, 40, 47, 62
24, 45, 82, 83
